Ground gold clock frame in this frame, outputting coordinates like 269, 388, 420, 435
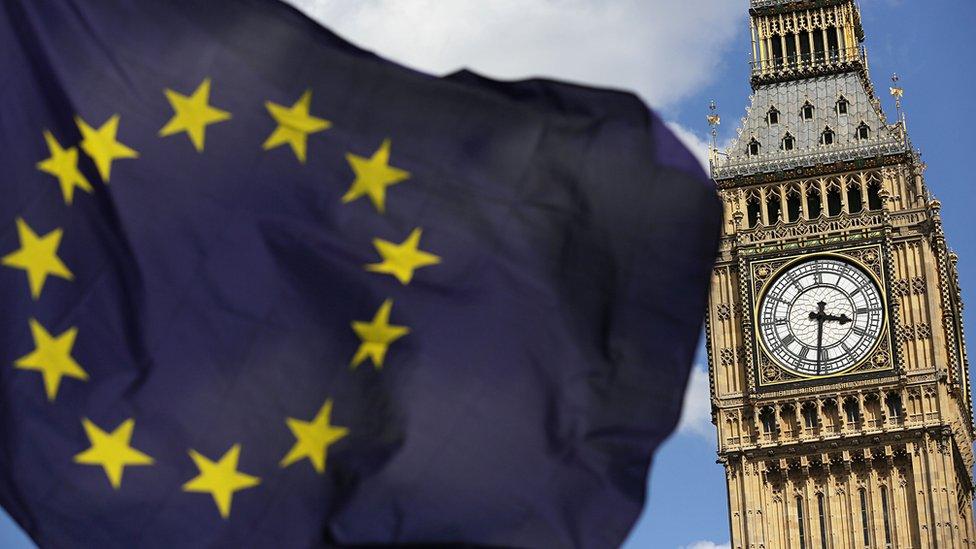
749, 246, 894, 387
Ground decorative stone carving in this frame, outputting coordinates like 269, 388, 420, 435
892, 278, 911, 297
763, 363, 782, 382
716, 303, 732, 321
721, 348, 736, 367
911, 276, 927, 294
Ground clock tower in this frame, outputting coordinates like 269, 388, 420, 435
706, 1, 975, 547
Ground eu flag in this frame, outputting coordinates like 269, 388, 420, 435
0, 0, 721, 547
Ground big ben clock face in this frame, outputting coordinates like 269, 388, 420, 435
757, 256, 885, 378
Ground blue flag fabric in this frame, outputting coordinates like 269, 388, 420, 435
0, 1, 721, 547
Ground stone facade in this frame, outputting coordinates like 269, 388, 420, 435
706, 1, 975, 547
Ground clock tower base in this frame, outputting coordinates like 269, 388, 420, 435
724, 429, 975, 547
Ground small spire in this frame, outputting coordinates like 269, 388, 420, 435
889, 73, 908, 146
890, 73, 905, 120
706, 100, 721, 151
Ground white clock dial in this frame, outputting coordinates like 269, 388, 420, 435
757, 257, 885, 377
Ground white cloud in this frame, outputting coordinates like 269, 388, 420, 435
681, 541, 731, 549
283, 0, 745, 111
284, 1, 744, 180
676, 365, 713, 439
665, 122, 711, 171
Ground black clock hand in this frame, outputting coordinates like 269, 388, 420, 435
809, 301, 828, 375
808, 301, 852, 375
823, 312, 851, 325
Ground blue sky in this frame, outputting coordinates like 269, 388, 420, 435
2, 1, 975, 547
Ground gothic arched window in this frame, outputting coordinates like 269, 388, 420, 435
767, 107, 780, 125
820, 126, 835, 146
846, 181, 863, 213
799, 29, 812, 64
786, 187, 803, 222
844, 398, 860, 425
760, 407, 777, 434
797, 497, 808, 549
856, 122, 871, 140
880, 486, 893, 547
826, 25, 840, 60
802, 101, 815, 120
802, 403, 818, 429
836, 95, 849, 115
826, 183, 843, 216
867, 179, 884, 210
747, 138, 761, 156
859, 488, 871, 547
785, 32, 798, 65
772, 34, 784, 66
766, 189, 783, 224
817, 493, 828, 549
782, 132, 795, 151
806, 184, 823, 219
747, 191, 762, 228
813, 30, 825, 62
886, 392, 903, 420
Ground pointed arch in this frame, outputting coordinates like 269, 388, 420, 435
805, 180, 824, 219
846, 176, 864, 213
802, 101, 815, 120
766, 185, 783, 224
747, 137, 761, 156
820, 125, 835, 146
785, 183, 803, 222
825, 178, 843, 216
781, 131, 796, 151
836, 95, 849, 115
746, 189, 763, 228
866, 172, 884, 210
856, 121, 871, 140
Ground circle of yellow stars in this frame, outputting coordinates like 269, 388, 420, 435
2, 77, 443, 519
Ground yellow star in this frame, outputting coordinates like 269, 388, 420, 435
279, 398, 349, 474
74, 418, 154, 489
366, 228, 441, 285
262, 89, 331, 163
75, 114, 139, 182
159, 78, 232, 152
36, 131, 93, 205
14, 319, 88, 401
350, 299, 410, 370
182, 444, 260, 519
343, 139, 410, 213
1, 217, 73, 299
